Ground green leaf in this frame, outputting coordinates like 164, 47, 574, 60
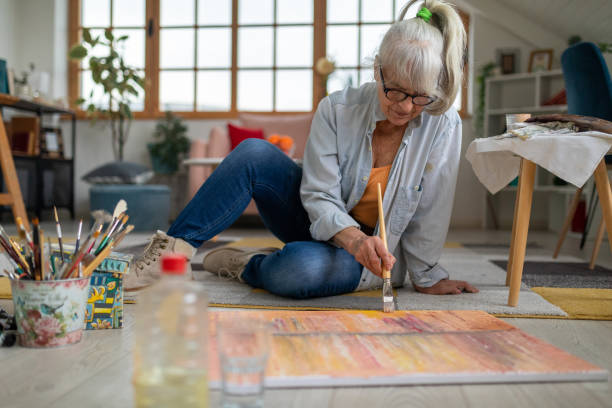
83, 28, 93, 44
69, 44, 88, 60
104, 28, 114, 41
75, 97, 85, 105
117, 35, 129, 42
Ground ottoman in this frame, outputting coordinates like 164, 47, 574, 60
89, 184, 170, 231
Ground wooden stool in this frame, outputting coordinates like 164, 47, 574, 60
506, 158, 612, 307
0, 111, 29, 230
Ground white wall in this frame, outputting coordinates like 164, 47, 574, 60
0, 0, 17, 64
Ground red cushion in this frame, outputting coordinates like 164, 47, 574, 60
228, 123, 265, 150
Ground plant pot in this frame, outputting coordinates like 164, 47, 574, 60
147, 143, 177, 175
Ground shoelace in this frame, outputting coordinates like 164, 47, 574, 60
134, 236, 169, 274
216, 255, 247, 281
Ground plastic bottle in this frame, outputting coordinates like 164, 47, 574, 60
133, 253, 209, 408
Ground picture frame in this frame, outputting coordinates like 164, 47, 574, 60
40, 127, 64, 158
528, 49, 553, 72
496, 48, 520, 74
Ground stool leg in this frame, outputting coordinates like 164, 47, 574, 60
553, 186, 583, 259
508, 159, 536, 307
589, 218, 605, 270
506, 163, 523, 286
593, 159, 612, 254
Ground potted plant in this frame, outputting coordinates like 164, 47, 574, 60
69, 28, 144, 161
148, 111, 190, 175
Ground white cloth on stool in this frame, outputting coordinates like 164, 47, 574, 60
466, 130, 612, 194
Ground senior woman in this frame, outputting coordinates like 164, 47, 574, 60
125, 0, 478, 297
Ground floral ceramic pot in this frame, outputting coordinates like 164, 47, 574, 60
10, 277, 90, 348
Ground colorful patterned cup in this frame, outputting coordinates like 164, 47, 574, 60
10, 277, 90, 348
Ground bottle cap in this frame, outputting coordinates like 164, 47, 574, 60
161, 253, 187, 275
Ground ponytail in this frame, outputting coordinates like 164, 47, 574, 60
395, 0, 466, 114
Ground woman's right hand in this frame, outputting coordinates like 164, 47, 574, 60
349, 235, 396, 278
333, 227, 395, 278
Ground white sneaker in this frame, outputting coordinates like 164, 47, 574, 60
202, 246, 278, 282
125, 230, 197, 291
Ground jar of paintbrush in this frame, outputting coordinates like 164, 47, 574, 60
1, 202, 133, 347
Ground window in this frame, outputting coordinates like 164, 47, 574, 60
68, 0, 469, 118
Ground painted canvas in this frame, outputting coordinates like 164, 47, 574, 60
208, 310, 607, 387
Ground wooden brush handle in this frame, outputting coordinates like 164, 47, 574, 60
377, 183, 391, 280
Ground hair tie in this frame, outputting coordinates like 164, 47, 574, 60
416, 6, 432, 23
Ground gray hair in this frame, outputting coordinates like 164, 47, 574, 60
376, 0, 466, 115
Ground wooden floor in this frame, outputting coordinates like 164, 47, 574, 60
0, 228, 611, 407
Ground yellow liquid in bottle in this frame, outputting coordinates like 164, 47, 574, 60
133, 367, 208, 408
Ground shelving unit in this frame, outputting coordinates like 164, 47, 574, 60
0, 94, 76, 219
482, 70, 579, 230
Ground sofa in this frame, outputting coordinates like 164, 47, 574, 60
188, 113, 314, 215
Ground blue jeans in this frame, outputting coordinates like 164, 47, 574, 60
168, 139, 362, 299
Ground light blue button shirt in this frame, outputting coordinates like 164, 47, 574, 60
300, 82, 462, 290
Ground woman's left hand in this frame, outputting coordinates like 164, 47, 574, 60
414, 279, 479, 295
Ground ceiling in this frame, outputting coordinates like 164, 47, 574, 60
493, 0, 612, 44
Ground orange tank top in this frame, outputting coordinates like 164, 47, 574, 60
350, 165, 392, 229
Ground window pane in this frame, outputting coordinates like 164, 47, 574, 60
238, 27, 273, 67
327, 69, 357, 94
160, 71, 194, 111
327, 0, 357, 23
197, 70, 231, 111
276, 27, 312, 67
161, 29, 195, 68
114, 29, 145, 69
198, 0, 231, 25
161, 0, 194, 26
80, 29, 106, 69
80, 71, 107, 108
359, 68, 374, 85
277, 0, 312, 24
361, 0, 393, 22
113, 0, 145, 27
198, 28, 231, 68
276, 70, 312, 111
82, 0, 109, 27
238, 70, 272, 111
395, 2, 421, 20
360, 24, 389, 62
327, 26, 358, 67
239, 0, 273, 24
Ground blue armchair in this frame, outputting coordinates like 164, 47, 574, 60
554, 42, 612, 265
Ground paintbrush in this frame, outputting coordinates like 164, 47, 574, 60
74, 218, 83, 254
0, 226, 30, 276
39, 228, 48, 280
53, 206, 65, 265
32, 218, 41, 280
96, 214, 128, 255
377, 183, 395, 313
0, 236, 29, 277
96, 200, 127, 254
15, 217, 34, 250
61, 229, 102, 279
86, 224, 104, 254
111, 224, 134, 248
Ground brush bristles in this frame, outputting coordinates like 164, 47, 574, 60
383, 302, 395, 313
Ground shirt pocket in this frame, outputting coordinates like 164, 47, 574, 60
389, 186, 422, 235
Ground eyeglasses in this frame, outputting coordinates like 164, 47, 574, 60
379, 66, 436, 106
